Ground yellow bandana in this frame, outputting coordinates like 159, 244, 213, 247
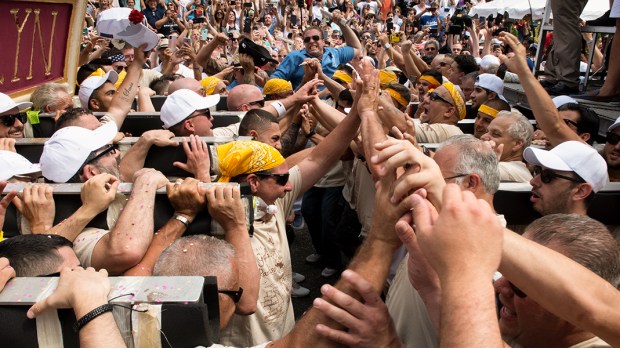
419, 75, 441, 88
478, 104, 500, 118
379, 70, 397, 88
332, 70, 353, 83
442, 81, 466, 120
200, 76, 221, 95
263, 78, 293, 95
386, 88, 408, 108
114, 70, 126, 89
217, 140, 285, 182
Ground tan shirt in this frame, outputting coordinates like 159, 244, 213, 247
499, 161, 533, 183
414, 121, 463, 143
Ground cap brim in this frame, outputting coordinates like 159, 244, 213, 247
15, 102, 33, 112
523, 146, 572, 172
119, 26, 161, 51
91, 122, 120, 150
204, 95, 221, 108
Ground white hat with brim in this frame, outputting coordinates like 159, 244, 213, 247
160, 89, 221, 129
78, 70, 119, 109
40, 122, 119, 183
552, 95, 578, 109
0, 93, 32, 114
524, 140, 609, 193
608, 117, 620, 132
0, 151, 41, 181
97, 8, 160, 51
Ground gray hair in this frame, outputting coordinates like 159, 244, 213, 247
497, 110, 534, 148
439, 134, 500, 194
154, 235, 238, 289
30, 83, 69, 112
526, 214, 620, 288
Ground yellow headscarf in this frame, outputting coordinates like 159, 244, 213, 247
478, 104, 500, 118
263, 79, 293, 95
386, 88, 408, 108
379, 70, 397, 89
201, 76, 222, 95
217, 140, 285, 182
418, 75, 441, 88
332, 70, 353, 83
442, 81, 466, 120
114, 70, 126, 89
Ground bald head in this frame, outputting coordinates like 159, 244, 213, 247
227, 84, 264, 111
168, 78, 205, 96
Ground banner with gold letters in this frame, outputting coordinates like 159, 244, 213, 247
0, 0, 86, 101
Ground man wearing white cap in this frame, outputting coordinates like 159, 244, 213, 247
0, 151, 40, 182
79, 70, 119, 112
602, 117, 620, 182
524, 140, 608, 216
0, 92, 32, 139
470, 73, 505, 110
39, 122, 171, 274
160, 89, 221, 137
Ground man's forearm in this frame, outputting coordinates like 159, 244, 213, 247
360, 110, 388, 179
48, 206, 100, 242
108, 62, 141, 127
224, 226, 259, 314
123, 217, 187, 276
336, 21, 361, 50
118, 139, 152, 182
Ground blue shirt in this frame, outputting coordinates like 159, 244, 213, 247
142, 6, 166, 29
270, 46, 354, 89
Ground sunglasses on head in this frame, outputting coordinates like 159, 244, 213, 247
429, 91, 452, 105
533, 165, 585, 184
606, 131, 620, 145
247, 99, 265, 107
508, 281, 527, 298
254, 171, 289, 186
0, 112, 27, 127
303, 35, 321, 43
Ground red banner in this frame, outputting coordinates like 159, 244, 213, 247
0, 1, 73, 95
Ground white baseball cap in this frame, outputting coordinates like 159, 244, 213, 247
97, 8, 160, 51
524, 140, 609, 193
40, 122, 118, 183
479, 54, 500, 70
78, 70, 119, 109
552, 95, 578, 109
0, 92, 32, 114
0, 151, 40, 181
160, 89, 220, 129
608, 117, 620, 132
475, 73, 504, 97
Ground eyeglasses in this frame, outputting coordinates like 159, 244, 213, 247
115, 65, 126, 72
254, 171, 290, 186
563, 118, 579, 129
218, 287, 243, 303
12, 174, 39, 183
362, 35, 371, 40
278, 55, 286, 58
439, 61, 448, 67
607, 131, 620, 145
429, 92, 453, 106
443, 173, 468, 181
508, 281, 527, 298
187, 109, 212, 120
303, 35, 321, 43
247, 99, 265, 107
82, 144, 119, 169
533, 165, 585, 184
0, 112, 27, 127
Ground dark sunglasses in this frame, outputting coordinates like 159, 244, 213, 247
508, 281, 527, 298
254, 171, 289, 186
439, 61, 448, 67
443, 173, 468, 180
219, 287, 243, 303
1, 112, 27, 127
115, 65, 126, 72
533, 165, 585, 184
606, 131, 620, 145
429, 92, 453, 105
247, 99, 265, 107
563, 118, 579, 129
303, 35, 321, 43
84, 144, 119, 167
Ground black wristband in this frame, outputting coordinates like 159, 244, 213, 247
305, 129, 316, 138
73, 304, 113, 332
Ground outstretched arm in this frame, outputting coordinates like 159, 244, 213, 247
107, 44, 148, 128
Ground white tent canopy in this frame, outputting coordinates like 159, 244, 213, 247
468, 0, 609, 21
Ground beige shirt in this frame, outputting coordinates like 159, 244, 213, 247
499, 161, 533, 183
219, 166, 302, 347
414, 121, 463, 143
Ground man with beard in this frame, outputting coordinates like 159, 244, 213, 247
0, 92, 31, 139
601, 118, 620, 182
39, 123, 170, 275
414, 81, 465, 143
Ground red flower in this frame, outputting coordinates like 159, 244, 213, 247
128, 9, 144, 25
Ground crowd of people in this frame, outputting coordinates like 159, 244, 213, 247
0, 0, 619, 347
